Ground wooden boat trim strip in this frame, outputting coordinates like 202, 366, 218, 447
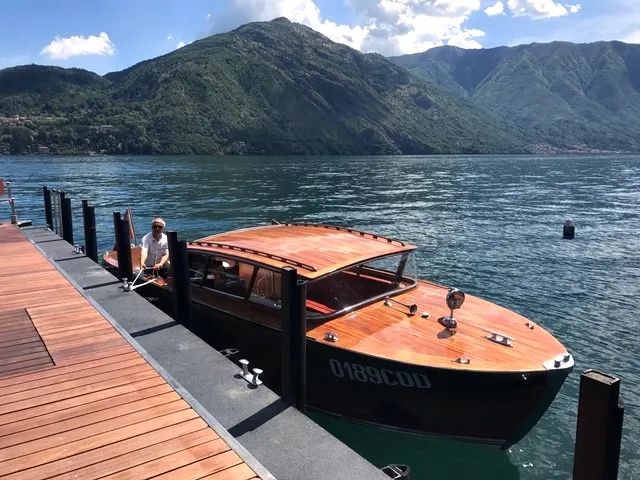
188, 241, 318, 272
283, 222, 408, 247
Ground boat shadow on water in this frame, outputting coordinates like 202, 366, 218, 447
307, 410, 521, 480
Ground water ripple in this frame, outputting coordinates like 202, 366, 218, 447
2, 153, 639, 480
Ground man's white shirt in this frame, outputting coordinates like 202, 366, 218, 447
141, 232, 169, 266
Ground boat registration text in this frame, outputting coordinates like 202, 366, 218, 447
329, 359, 431, 388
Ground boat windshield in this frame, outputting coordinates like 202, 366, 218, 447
305, 251, 417, 317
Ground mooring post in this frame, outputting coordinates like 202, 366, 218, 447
6, 182, 17, 225
573, 370, 624, 480
118, 218, 133, 282
281, 266, 307, 412
113, 212, 133, 281
60, 195, 74, 244
113, 211, 121, 253
51, 189, 59, 235
167, 231, 193, 330
293, 279, 308, 412
281, 267, 294, 404
55, 190, 62, 236
82, 200, 98, 263
43, 186, 53, 230
58, 191, 66, 239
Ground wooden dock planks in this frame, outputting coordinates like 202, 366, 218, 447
0, 308, 54, 376
0, 224, 260, 480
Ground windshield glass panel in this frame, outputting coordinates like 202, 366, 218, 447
305, 251, 417, 317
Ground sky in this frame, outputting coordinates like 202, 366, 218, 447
1, 0, 639, 75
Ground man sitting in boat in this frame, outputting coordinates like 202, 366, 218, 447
140, 217, 170, 278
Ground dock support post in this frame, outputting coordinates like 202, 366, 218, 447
113, 211, 121, 253
167, 231, 193, 330
58, 191, 65, 238
573, 370, 624, 480
7, 182, 17, 224
61, 195, 74, 244
281, 267, 307, 412
43, 186, 53, 230
51, 190, 59, 236
82, 200, 98, 263
113, 211, 133, 281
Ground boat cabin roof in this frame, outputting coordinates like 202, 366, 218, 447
190, 223, 416, 279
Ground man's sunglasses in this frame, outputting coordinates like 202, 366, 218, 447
152, 225, 163, 230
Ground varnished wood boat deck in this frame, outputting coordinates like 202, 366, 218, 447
0, 224, 262, 480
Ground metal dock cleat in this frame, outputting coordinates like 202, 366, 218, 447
484, 331, 514, 347
238, 358, 263, 386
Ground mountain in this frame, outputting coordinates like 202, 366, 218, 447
0, 18, 527, 155
390, 41, 640, 152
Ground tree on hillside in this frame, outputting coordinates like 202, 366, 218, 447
36, 127, 49, 144
10, 127, 33, 153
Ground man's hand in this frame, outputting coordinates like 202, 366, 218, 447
153, 263, 163, 271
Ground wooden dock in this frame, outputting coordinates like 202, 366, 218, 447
0, 223, 264, 480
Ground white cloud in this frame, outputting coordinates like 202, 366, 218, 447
485, 1, 504, 16
167, 34, 191, 50
508, 0, 635, 46
625, 30, 640, 44
506, 0, 581, 19
40, 32, 115, 60
350, 0, 484, 55
210, 0, 485, 55
209, 0, 370, 50
448, 28, 485, 48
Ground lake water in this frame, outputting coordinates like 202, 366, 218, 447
2, 154, 639, 480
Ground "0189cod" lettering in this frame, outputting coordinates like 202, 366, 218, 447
329, 359, 431, 388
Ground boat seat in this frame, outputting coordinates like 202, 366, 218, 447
305, 299, 334, 314
252, 267, 281, 301
238, 262, 255, 286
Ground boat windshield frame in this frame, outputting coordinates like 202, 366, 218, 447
304, 250, 418, 321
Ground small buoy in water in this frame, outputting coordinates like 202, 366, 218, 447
563, 219, 575, 239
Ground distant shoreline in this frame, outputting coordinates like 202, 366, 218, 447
2, 150, 633, 157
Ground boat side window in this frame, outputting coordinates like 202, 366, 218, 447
188, 252, 209, 286
202, 256, 250, 298
249, 267, 282, 308
247, 267, 334, 317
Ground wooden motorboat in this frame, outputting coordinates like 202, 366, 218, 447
103, 221, 574, 449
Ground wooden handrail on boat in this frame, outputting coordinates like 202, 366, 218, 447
187, 241, 318, 272
283, 222, 407, 247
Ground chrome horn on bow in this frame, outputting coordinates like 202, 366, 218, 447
384, 295, 418, 315
438, 288, 465, 330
